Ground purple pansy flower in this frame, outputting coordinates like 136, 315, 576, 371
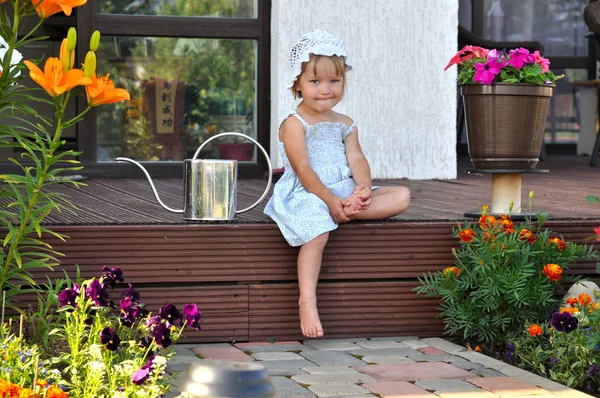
131, 355, 154, 385
120, 297, 136, 326
183, 303, 202, 330
474, 57, 508, 85
550, 311, 578, 333
121, 283, 140, 302
153, 322, 172, 348
587, 363, 599, 377
159, 304, 181, 326
101, 266, 124, 290
57, 284, 81, 308
99, 327, 121, 351
508, 48, 534, 70
85, 279, 110, 307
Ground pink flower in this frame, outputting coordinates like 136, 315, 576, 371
444, 45, 490, 71
594, 226, 600, 241
474, 58, 508, 85
508, 48, 534, 70
533, 51, 550, 73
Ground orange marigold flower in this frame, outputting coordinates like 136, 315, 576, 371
479, 214, 497, 230
444, 266, 460, 277
46, 385, 69, 398
474, 345, 482, 352
499, 218, 514, 234
483, 232, 495, 242
458, 228, 476, 243
560, 307, 579, 314
528, 324, 543, 336
542, 263, 562, 281
86, 73, 130, 107
518, 229, 536, 244
31, 0, 87, 19
578, 294, 592, 306
566, 297, 578, 307
591, 303, 599, 313
549, 237, 566, 251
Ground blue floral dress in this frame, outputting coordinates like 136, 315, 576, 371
264, 111, 359, 247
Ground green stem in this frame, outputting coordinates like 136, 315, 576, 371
0, 3, 20, 88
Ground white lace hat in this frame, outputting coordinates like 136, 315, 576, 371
286, 29, 353, 89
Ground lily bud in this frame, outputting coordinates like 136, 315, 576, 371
67, 28, 77, 52
529, 191, 534, 201
83, 51, 96, 78
60, 39, 71, 73
90, 30, 101, 52
508, 201, 514, 213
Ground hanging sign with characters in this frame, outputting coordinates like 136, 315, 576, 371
155, 78, 178, 134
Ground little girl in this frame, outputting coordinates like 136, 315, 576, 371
264, 30, 410, 338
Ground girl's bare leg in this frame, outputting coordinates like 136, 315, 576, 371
297, 232, 329, 338
351, 186, 410, 220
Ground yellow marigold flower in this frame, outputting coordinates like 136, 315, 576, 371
542, 263, 562, 282
560, 307, 579, 314
458, 228, 476, 243
578, 294, 592, 306
479, 214, 497, 230
549, 237, 566, 251
528, 324, 543, 336
444, 266, 460, 277
566, 297, 578, 307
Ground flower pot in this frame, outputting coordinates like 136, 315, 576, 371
218, 143, 254, 161
460, 83, 554, 169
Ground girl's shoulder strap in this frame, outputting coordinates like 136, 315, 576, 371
289, 110, 309, 128
342, 119, 357, 140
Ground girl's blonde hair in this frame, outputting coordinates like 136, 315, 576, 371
292, 55, 346, 99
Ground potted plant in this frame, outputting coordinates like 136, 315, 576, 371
445, 46, 561, 170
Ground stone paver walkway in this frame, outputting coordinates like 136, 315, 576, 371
165, 337, 593, 398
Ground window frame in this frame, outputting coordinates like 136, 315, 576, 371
11, 0, 271, 178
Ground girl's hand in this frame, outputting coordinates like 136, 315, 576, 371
326, 196, 351, 223
354, 185, 372, 210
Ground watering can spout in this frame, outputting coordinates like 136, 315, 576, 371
116, 157, 184, 214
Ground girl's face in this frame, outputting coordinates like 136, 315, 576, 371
294, 56, 345, 113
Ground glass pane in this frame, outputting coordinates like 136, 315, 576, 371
98, 0, 257, 18
544, 68, 586, 144
482, 0, 588, 56
96, 37, 257, 162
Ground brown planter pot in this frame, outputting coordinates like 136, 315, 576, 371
218, 143, 254, 161
460, 83, 554, 169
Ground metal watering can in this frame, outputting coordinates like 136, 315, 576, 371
116, 132, 272, 221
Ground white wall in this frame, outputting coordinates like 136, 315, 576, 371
270, 0, 458, 179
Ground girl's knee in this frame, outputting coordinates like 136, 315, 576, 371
395, 186, 410, 212
307, 232, 329, 248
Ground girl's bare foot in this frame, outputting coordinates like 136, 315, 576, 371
299, 297, 324, 338
343, 194, 362, 216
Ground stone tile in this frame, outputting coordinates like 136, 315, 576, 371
301, 350, 365, 366
363, 381, 437, 397
252, 352, 304, 361
369, 336, 416, 341
171, 345, 197, 356
409, 354, 465, 363
467, 377, 552, 396
356, 340, 408, 349
165, 362, 189, 375
353, 362, 475, 382
449, 359, 480, 371
347, 347, 420, 358
360, 356, 415, 365
291, 373, 375, 385
415, 379, 485, 393
438, 391, 500, 398
308, 383, 371, 397
304, 340, 361, 351
402, 340, 431, 349
419, 346, 447, 355
456, 351, 501, 369
259, 359, 315, 377
270, 376, 316, 397
323, 395, 376, 398
166, 355, 205, 366
192, 345, 254, 362
470, 367, 506, 378
420, 338, 467, 354
234, 341, 314, 354
302, 365, 360, 374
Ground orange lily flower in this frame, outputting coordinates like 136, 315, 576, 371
23, 57, 92, 97
31, 0, 87, 19
86, 73, 130, 107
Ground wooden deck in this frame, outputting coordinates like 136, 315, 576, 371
4, 155, 600, 342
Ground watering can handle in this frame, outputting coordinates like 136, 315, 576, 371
193, 132, 273, 215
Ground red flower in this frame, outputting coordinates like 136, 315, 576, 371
444, 266, 460, 277
518, 229, 536, 244
566, 297, 578, 307
549, 237, 566, 251
444, 45, 490, 71
458, 228, 476, 242
578, 294, 592, 306
594, 226, 600, 241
